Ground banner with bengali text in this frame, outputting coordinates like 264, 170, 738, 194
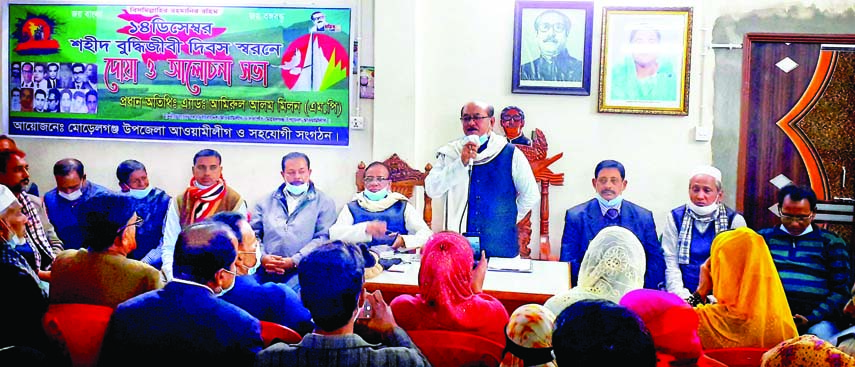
7, 4, 351, 145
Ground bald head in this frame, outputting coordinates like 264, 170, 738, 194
174, 222, 238, 284
459, 101, 495, 137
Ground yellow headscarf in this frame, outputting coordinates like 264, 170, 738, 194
695, 227, 797, 349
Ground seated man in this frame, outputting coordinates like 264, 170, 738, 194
425, 100, 538, 258
99, 222, 262, 366
44, 158, 112, 251
552, 299, 656, 367
161, 149, 246, 280
561, 159, 664, 289
211, 212, 313, 335
252, 152, 336, 289
0, 135, 40, 196
49, 192, 163, 308
255, 241, 430, 367
662, 166, 745, 299
330, 161, 432, 253
759, 185, 850, 341
0, 149, 61, 275
116, 159, 171, 268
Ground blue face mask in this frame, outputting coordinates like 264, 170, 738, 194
127, 186, 152, 199
214, 272, 236, 297
245, 245, 262, 276
478, 133, 489, 146
285, 181, 309, 196
8, 233, 26, 247
595, 193, 623, 208
364, 188, 388, 201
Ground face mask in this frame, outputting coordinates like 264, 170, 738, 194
8, 233, 26, 247
364, 188, 388, 201
214, 273, 236, 297
285, 181, 308, 196
478, 133, 489, 145
245, 245, 262, 276
687, 201, 718, 216
58, 189, 82, 201
127, 186, 152, 199
595, 193, 623, 208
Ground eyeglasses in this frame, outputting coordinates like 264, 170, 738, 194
364, 176, 390, 183
116, 216, 143, 234
779, 211, 813, 222
222, 267, 237, 276
536, 22, 566, 33
501, 115, 523, 122
460, 115, 490, 123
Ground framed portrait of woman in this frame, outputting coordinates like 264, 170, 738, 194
597, 7, 693, 115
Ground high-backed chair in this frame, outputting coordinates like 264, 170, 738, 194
42, 303, 114, 367
514, 128, 564, 260
356, 154, 432, 224
408, 330, 504, 367
259, 321, 302, 346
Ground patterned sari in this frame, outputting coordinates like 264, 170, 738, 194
761, 335, 855, 367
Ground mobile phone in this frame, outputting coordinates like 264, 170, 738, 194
358, 300, 372, 319
462, 232, 481, 266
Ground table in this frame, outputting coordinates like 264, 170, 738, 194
364, 259, 571, 314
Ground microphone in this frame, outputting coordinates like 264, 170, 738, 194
464, 135, 480, 167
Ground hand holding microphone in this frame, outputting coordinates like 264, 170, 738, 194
461, 134, 480, 167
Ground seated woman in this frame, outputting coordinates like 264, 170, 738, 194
49, 192, 163, 308
620, 289, 725, 367
389, 231, 508, 345
761, 335, 855, 366
694, 227, 798, 349
544, 226, 646, 316
500, 304, 557, 367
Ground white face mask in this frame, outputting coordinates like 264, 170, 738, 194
285, 181, 309, 196
244, 245, 262, 276
687, 201, 718, 216
127, 186, 153, 199
58, 189, 83, 201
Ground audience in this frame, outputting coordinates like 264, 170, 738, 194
759, 184, 850, 341
330, 161, 432, 252
44, 158, 112, 251
0, 150, 62, 276
210, 211, 314, 335
252, 152, 336, 289
390, 231, 508, 345
98, 222, 262, 366
116, 159, 171, 268
761, 335, 855, 367
545, 226, 646, 316
255, 241, 430, 367
620, 289, 726, 367
161, 149, 247, 281
662, 166, 745, 300
694, 227, 798, 349
48, 192, 163, 308
552, 299, 657, 367
500, 304, 557, 367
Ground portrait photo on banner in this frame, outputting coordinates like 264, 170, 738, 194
512, 1, 593, 95
598, 7, 693, 115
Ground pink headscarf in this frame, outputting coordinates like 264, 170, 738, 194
418, 232, 476, 315
621, 289, 725, 367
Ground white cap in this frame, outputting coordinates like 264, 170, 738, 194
689, 165, 722, 183
0, 185, 17, 212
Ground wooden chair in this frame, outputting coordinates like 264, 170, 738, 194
259, 321, 302, 346
514, 128, 564, 260
356, 154, 433, 224
42, 303, 114, 367
408, 330, 504, 367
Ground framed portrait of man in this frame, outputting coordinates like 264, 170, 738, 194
598, 7, 693, 115
512, 1, 593, 95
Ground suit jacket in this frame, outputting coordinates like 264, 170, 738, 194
560, 198, 665, 289
99, 281, 262, 367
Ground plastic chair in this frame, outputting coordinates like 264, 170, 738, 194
259, 321, 302, 346
408, 330, 504, 367
42, 303, 114, 367
704, 347, 768, 367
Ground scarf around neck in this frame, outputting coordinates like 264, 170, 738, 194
183, 177, 227, 224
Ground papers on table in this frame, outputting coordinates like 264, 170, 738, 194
487, 257, 533, 273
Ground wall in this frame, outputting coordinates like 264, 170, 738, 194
4, 0, 376, 214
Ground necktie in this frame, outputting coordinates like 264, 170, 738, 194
605, 208, 619, 220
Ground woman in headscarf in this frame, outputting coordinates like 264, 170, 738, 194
761, 335, 855, 367
544, 226, 646, 316
694, 227, 798, 349
500, 304, 557, 367
620, 289, 725, 367
389, 231, 508, 345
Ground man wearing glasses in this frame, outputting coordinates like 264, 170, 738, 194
425, 101, 538, 258
251, 152, 336, 291
520, 10, 583, 82
500, 106, 531, 146
330, 161, 432, 253
759, 184, 850, 342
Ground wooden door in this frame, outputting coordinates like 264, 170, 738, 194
739, 34, 855, 245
